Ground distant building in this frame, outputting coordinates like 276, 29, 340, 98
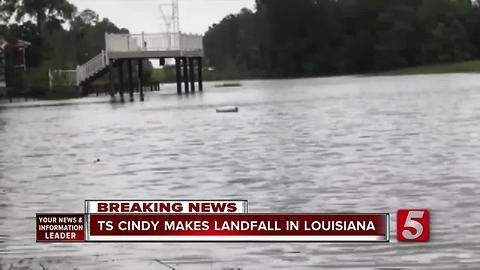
0, 36, 30, 98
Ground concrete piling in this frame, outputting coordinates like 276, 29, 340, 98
182, 57, 189, 94
108, 60, 115, 98
175, 57, 182, 95
197, 57, 203, 92
101, 56, 203, 101
138, 59, 144, 102
189, 57, 195, 93
127, 59, 134, 102
118, 59, 125, 102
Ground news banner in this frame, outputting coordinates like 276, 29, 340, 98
36, 200, 429, 242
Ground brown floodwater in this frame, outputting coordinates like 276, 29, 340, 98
1, 74, 480, 269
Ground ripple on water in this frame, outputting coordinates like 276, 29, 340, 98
1, 75, 480, 269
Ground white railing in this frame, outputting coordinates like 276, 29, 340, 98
48, 69, 77, 88
71, 32, 203, 86
179, 34, 203, 51
76, 50, 109, 85
105, 32, 203, 53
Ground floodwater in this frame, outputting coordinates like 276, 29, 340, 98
1, 74, 480, 269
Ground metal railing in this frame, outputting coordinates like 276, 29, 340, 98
76, 50, 109, 85
105, 32, 203, 52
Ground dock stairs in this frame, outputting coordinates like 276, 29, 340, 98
51, 32, 203, 87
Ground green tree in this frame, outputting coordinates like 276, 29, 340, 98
78, 9, 99, 26
2, 0, 76, 34
373, 2, 420, 70
0, 0, 133, 98
205, 0, 480, 77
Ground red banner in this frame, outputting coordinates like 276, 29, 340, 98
87, 214, 389, 242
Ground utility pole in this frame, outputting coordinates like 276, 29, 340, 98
159, 0, 180, 49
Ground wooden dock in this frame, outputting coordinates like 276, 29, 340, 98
73, 32, 203, 102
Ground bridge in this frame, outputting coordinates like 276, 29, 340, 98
63, 31, 203, 102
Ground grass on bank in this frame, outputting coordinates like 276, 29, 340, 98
151, 60, 480, 82
386, 60, 480, 75
6, 60, 480, 101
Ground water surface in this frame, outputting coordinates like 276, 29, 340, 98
1, 74, 480, 269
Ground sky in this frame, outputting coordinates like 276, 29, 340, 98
69, 0, 256, 35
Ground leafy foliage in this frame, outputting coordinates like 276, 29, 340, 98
0, 1, 132, 98
205, 0, 480, 77
2, 0, 77, 34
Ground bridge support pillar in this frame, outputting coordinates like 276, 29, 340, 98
182, 57, 190, 94
175, 57, 182, 95
197, 57, 203, 92
108, 59, 115, 98
138, 59, 145, 102
127, 59, 134, 102
189, 57, 195, 93
118, 59, 125, 102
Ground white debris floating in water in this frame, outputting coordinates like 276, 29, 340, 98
216, 106, 239, 113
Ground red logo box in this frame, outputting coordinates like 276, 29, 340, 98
397, 209, 429, 242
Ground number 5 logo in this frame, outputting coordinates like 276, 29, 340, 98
397, 209, 429, 241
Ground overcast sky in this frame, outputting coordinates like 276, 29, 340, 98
69, 0, 255, 34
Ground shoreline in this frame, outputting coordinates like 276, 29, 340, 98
206, 60, 480, 82
2, 64, 480, 104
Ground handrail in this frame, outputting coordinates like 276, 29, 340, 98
73, 32, 203, 86
179, 33, 203, 52
49, 69, 77, 88
105, 32, 203, 53
76, 50, 108, 85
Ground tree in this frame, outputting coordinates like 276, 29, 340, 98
0, 0, 136, 98
1, 0, 77, 34
204, 0, 480, 77
373, 2, 420, 70
78, 9, 99, 26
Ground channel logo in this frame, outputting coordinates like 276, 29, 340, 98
397, 209, 430, 242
